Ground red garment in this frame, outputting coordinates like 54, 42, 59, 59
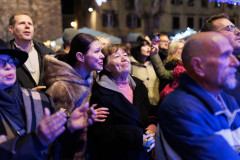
160, 61, 185, 100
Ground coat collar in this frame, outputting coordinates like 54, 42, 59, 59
179, 73, 227, 115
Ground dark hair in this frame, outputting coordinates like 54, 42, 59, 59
131, 38, 150, 63
9, 12, 31, 26
101, 44, 127, 70
200, 13, 229, 32
56, 33, 97, 66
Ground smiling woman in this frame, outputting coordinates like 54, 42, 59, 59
43, 33, 108, 159
88, 44, 157, 160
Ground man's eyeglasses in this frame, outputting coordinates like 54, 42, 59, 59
159, 40, 171, 44
217, 25, 240, 33
0, 58, 19, 68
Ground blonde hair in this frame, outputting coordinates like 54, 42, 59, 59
97, 36, 111, 47
165, 40, 185, 64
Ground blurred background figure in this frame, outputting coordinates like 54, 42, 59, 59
97, 36, 111, 48
130, 38, 160, 107
57, 28, 79, 55
157, 33, 170, 62
160, 40, 185, 100
124, 42, 132, 55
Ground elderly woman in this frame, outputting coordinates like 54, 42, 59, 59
87, 44, 157, 160
0, 39, 95, 159
43, 33, 108, 159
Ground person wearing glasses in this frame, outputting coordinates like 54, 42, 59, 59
201, 13, 240, 55
201, 13, 240, 106
0, 39, 95, 159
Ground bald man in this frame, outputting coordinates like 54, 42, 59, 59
157, 32, 240, 160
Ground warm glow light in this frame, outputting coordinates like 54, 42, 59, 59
71, 21, 77, 28
88, 8, 93, 12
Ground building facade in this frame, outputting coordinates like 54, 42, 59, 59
0, 0, 62, 42
84, 0, 240, 41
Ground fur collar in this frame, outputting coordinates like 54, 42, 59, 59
43, 55, 93, 88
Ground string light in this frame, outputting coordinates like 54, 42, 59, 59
209, 0, 240, 5
170, 27, 197, 42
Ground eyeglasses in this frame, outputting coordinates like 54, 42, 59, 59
217, 25, 240, 33
159, 40, 171, 44
0, 58, 19, 68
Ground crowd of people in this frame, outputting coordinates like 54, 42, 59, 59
0, 11, 240, 160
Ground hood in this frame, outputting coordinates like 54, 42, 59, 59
96, 71, 136, 93
43, 55, 92, 87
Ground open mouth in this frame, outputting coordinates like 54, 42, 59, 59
6, 74, 14, 79
24, 31, 31, 36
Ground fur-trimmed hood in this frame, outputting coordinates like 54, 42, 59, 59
43, 55, 92, 87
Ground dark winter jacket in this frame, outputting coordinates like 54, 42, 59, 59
7, 39, 54, 89
88, 71, 157, 160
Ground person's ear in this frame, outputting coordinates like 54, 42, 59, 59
76, 52, 85, 62
8, 25, 14, 34
191, 57, 205, 77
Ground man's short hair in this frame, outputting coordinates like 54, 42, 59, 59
9, 12, 31, 26
200, 13, 229, 32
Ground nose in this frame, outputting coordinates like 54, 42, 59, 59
4, 62, 13, 70
230, 54, 240, 67
100, 52, 105, 59
120, 55, 128, 62
25, 23, 30, 28
236, 30, 240, 37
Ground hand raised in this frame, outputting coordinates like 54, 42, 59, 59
36, 108, 67, 145
67, 102, 96, 133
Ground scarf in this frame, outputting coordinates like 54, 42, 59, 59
0, 82, 25, 132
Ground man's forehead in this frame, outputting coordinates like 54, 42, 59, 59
159, 35, 169, 40
212, 18, 233, 30
15, 14, 32, 21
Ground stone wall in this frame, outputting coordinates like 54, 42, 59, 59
0, 0, 62, 42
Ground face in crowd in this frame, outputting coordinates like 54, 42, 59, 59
168, 40, 185, 60
104, 46, 131, 80
213, 18, 240, 53
185, 32, 240, 92
0, 54, 18, 89
79, 40, 105, 72
158, 35, 170, 50
8, 14, 34, 43
140, 41, 151, 58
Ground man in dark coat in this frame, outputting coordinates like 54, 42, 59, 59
7, 12, 54, 89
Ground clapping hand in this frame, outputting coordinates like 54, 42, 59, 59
0, 135, 7, 144
36, 108, 67, 145
67, 102, 96, 133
